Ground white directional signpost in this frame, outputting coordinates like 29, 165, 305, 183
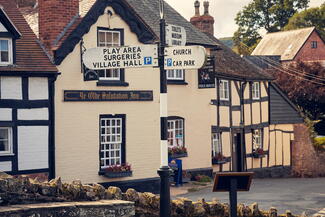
165, 24, 187, 46
165, 46, 206, 70
83, 45, 158, 70
82, 1, 207, 216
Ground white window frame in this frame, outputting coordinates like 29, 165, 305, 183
219, 80, 229, 100
97, 30, 121, 81
0, 38, 12, 65
167, 119, 184, 148
252, 82, 260, 100
100, 117, 123, 169
212, 133, 222, 157
252, 129, 262, 150
0, 127, 13, 155
311, 41, 317, 49
167, 69, 185, 80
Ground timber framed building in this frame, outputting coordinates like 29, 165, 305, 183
0, 0, 58, 180
18, 0, 304, 191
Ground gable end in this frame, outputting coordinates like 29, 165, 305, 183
54, 0, 157, 65
0, 7, 21, 39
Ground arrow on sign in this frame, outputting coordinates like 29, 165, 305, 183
164, 45, 207, 70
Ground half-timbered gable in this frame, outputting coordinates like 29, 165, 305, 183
0, 0, 58, 180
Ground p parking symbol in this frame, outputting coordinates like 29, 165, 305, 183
144, 57, 152, 65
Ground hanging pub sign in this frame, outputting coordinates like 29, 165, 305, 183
64, 90, 153, 102
166, 24, 187, 46
164, 45, 207, 70
82, 45, 158, 70
198, 56, 215, 88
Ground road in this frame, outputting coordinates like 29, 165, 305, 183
175, 178, 325, 215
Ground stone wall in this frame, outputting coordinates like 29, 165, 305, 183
292, 124, 325, 177
0, 173, 304, 217
0, 200, 134, 217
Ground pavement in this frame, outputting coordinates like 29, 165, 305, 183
171, 178, 325, 216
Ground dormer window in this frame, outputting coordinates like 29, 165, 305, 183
0, 38, 11, 64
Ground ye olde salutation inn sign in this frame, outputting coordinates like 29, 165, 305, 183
64, 90, 153, 102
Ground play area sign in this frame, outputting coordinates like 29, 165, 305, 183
83, 45, 158, 70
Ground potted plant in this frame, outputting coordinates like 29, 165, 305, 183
101, 163, 132, 178
168, 146, 188, 159
212, 153, 226, 164
252, 147, 265, 158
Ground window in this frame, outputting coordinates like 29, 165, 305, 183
0, 38, 11, 65
168, 118, 184, 147
212, 133, 222, 157
252, 129, 262, 150
219, 80, 229, 100
97, 29, 121, 81
100, 116, 125, 169
252, 82, 260, 100
311, 41, 317, 49
167, 69, 184, 80
0, 127, 12, 155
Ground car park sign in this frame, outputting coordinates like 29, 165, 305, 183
83, 45, 158, 70
164, 45, 207, 70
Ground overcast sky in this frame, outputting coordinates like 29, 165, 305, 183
164, 0, 324, 38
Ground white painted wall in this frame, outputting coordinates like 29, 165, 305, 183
0, 76, 22, 100
0, 22, 8, 32
18, 126, 49, 170
0, 108, 12, 121
0, 161, 11, 171
29, 77, 48, 100
18, 108, 48, 120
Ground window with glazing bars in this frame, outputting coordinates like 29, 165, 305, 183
100, 117, 122, 168
168, 119, 184, 147
97, 30, 121, 80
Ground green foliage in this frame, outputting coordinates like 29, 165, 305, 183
284, 3, 325, 40
314, 137, 325, 151
194, 175, 212, 183
233, 0, 309, 54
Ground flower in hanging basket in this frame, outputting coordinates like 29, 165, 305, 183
252, 147, 264, 158
104, 163, 132, 173
168, 146, 187, 156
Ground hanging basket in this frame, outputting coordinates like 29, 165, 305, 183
102, 171, 133, 178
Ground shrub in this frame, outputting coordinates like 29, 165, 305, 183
194, 175, 211, 183
314, 137, 325, 151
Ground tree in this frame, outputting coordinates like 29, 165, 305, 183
270, 61, 325, 134
284, 3, 325, 40
233, 0, 309, 54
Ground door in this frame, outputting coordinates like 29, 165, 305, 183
232, 131, 244, 172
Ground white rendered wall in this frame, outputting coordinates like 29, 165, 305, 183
0, 76, 22, 99
18, 126, 49, 170
0, 23, 8, 32
0, 108, 12, 121
0, 161, 11, 171
29, 77, 48, 100
18, 108, 48, 120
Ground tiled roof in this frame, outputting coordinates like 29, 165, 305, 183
0, 0, 57, 72
79, 0, 217, 46
205, 33, 273, 81
252, 27, 315, 61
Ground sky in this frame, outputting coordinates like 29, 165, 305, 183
164, 0, 324, 38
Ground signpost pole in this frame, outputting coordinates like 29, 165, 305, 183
229, 178, 238, 217
157, 0, 171, 217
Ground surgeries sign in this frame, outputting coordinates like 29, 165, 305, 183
164, 45, 207, 70
83, 45, 158, 70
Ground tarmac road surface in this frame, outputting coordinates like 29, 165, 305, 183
176, 178, 325, 216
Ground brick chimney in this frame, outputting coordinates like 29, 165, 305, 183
190, 0, 215, 36
39, 0, 79, 52
190, 1, 202, 28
